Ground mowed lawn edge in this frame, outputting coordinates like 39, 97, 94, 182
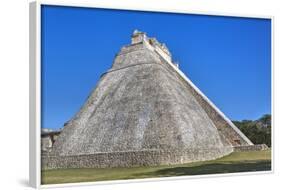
42, 150, 271, 185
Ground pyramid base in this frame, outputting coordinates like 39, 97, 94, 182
42, 147, 233, 170
233, 144, 268, 152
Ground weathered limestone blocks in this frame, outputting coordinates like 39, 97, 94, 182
42, 147, 233, 170
233, 144, 269, 152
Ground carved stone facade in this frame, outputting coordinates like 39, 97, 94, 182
41, 130, 61, 153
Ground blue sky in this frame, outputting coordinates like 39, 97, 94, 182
41, 5, 271, 130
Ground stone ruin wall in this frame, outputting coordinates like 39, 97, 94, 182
41, 132, 61, 153
41, 136, 52, 152
233, 144, 268, 152
42, 147, 232, 170
42, 145, 267, 170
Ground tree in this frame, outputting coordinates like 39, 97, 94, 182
233, 114, 271, 147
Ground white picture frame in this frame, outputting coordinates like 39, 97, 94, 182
29, 1, 274, 188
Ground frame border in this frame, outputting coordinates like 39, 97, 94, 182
30, 1, 41, 188
29, 0, 274, 188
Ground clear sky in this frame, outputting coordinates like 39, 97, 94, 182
41, 5, 271, 130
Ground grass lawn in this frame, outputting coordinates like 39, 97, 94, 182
42, 150, 271, 185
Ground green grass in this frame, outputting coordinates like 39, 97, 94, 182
42, 150, 271, 185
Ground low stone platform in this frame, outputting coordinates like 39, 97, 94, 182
42, 145, 269, 170
42, 147, 233, 170
233, 144, 269, 152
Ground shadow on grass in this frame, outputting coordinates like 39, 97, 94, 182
132, 160, 271, 178
41, 160, 272, 184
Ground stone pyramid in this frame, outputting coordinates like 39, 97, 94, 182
49, 30, 253, 168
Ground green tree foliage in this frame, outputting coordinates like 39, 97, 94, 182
233, 114, 271, 147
